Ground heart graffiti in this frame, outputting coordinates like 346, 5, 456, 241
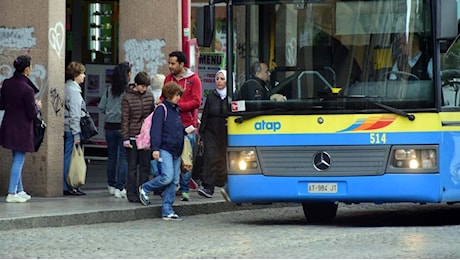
48, 22, 64, 58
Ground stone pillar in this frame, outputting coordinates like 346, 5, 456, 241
0, 0, 65, 196
119, 0, 183, 77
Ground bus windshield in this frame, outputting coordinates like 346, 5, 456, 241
230, 0, 435, 114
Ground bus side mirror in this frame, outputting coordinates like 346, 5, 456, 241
436, 0, 457, 40
196, 5, 215, 47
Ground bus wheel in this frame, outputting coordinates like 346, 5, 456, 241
301, 202, 338, 223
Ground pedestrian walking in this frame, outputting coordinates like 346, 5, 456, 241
198, 69, 228, 198
139, 82, 195, 220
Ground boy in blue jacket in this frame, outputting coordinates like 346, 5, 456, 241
138, 82, 194, 220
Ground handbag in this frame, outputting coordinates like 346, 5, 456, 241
191, 136, 204, 180
80, 109, 98, 141
67, 144, 87, 188
34, 110, 46, 152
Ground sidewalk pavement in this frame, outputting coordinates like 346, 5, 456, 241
0, 161, 293, 231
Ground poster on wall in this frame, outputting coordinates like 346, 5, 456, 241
198, 52, 225, 108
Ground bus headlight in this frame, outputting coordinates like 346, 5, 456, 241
389, 146, 437, 171
228, 149, 259, 171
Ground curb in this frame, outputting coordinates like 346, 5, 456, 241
0, 200, 296, 231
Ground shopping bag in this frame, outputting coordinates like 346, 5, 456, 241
34, 110, 46, 152
67, 144, 87, 188
181, 136, 193, 173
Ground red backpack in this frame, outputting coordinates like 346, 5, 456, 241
136, 103, 166, 150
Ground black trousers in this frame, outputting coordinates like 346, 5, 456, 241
125, 140, 151, 202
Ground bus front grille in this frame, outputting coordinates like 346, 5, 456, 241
257, 146, 390, 176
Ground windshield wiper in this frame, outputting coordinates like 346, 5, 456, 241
372, 102, 415, 121
338, 95, 415, 121
234, 108, 286, 124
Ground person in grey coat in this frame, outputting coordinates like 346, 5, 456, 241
63, 61, 87, 196
0, 55, 42, 203
98, 62, 130, 198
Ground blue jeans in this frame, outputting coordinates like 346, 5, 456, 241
63, 131, 75, 192
8, 151, 25, 194
179, 133, 195, 193
105, 129, 128, 190
150, 160, 159, 177
142, 149, 181, 216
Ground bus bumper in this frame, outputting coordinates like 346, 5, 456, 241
226, 174, 442, 204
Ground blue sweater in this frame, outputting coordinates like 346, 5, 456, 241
150, 100, 185, 158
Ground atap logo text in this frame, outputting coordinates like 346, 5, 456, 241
254, 120, 281, 132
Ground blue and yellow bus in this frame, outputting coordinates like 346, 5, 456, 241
198, 0, 460, 222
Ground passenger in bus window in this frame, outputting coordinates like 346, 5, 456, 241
233, 61, 287, 102
389, 33, 433, 80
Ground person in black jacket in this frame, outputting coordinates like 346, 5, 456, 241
197, 70, 228, 198
233, 61, 286, 101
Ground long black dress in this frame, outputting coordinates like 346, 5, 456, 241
198, 89, 228, 193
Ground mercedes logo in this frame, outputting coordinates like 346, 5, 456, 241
313, 151, 331, 171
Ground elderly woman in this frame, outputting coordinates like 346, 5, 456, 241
63, 61, 87, 196
197, 69, 228, 198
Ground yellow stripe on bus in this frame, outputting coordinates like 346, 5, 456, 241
228, 112, 460, 134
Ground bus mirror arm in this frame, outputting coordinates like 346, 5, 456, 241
373, 102, 415, 121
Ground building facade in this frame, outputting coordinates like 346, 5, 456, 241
0, 0, 188, 196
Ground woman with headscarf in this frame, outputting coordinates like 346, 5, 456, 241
197, 69, 228, 198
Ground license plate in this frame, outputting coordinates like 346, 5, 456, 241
308, 183, 338, 193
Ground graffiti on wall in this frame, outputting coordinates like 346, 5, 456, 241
0, 27, 45, 88
0, 27, 36, 49
123, 39, 167, 80
50, 88, 63, 115
0, 27, 37, 87
0, 26, 66, 118
48, 22, 65, 58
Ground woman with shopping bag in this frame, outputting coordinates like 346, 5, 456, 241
63, 61, 87, 196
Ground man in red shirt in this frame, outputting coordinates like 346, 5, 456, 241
164, 51, 202, 201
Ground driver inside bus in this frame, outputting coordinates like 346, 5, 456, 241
389, 33, 433, 80
233, 61, 287, 102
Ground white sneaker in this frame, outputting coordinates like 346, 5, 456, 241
114, 188, 127, 199
6, 194, 27, 203
17, 191, 31, 201
108, 186, 116, 195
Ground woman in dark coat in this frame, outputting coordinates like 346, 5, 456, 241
0, 55, 42, 203
197, 69, 228, 198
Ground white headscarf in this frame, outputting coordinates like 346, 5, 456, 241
215, 69, 227, 100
